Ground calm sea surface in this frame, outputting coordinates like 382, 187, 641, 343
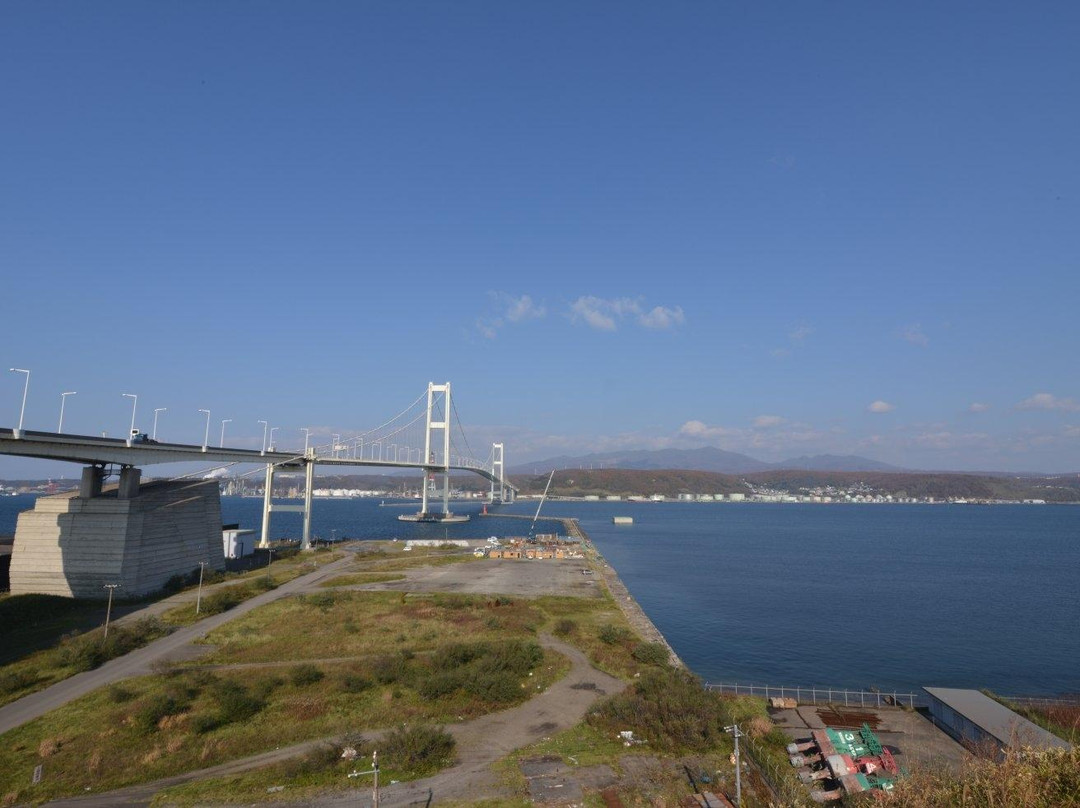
3, 494, 1077, 696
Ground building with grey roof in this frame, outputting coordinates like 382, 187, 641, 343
924, 687, 1072, 759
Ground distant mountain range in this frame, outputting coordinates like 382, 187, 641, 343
508, 447, 904, 475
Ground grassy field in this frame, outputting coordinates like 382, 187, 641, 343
317, 572, 406, 588
0, 587, 574, 806
0, 550, 343, 707
149, 725, 456, 806
0, 541, 733, 806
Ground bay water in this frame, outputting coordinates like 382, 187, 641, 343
2, 494, 1076, 696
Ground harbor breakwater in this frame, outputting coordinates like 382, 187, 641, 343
483, 511, 684, 668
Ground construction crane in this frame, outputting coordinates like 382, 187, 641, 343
528, 469, 556, 541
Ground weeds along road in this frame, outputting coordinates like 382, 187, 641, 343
0, 553, 357, 737
43, 635, 625, 808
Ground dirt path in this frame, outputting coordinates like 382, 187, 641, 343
0, 554, 357, 737
44, 635, 626, 807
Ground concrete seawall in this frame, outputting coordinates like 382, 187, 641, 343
480, 511, 685, 667
556, 516, 685, 669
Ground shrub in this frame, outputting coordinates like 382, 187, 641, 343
464, 671, 521, 703
290, 664, 325, 687
107, 684, 135, 703
553, 618, 577, 637
210, 680, 266, 724
598, 623, 631, 645
416, 670, 465, 700
340, 674, 374, 694
281, 742, 341, 778
303, 591, 335, 611
381, 724, 456, 775
55, 617, 172, 673
372, 653, 411, 685
631, 642, 670, 666
0, 669, 38, 698
589, 667, 732, 753
135, 694, 186, 734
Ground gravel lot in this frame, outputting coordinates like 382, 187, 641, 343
341, 556, 605, 599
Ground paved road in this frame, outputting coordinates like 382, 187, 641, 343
44, 635, 626, 807
0, 554, 357, 737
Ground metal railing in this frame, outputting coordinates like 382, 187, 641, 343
704, 681, 926, 709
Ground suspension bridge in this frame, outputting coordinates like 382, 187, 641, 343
1, 382, 515, 598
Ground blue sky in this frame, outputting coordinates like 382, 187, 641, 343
2, 2, 1079, 477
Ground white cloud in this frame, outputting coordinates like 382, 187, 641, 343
790, 325, 814, 342
900, 323, 929, 347
568, 296, 685, 332
638, 305, 685, 330
678, 420, 741, 440
753, 415, 785, 428
1064, 426, 1080, 438
477, 292, 545, 338
868, 400, 895, 413
568, 296, 618, 330
502, 293, 545, 323
968, 402, 991, 413
1016, 393, 1080, 412
912, 431, 990, 450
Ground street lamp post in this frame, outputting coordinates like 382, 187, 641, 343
199, 409, 211, 451
266, 547, 274, 582
220, 419, 232, 448
58, 391, 76, 432
9, 368, 30, 436
152, 408, 166, 441
103, 583, 120, 640
258, 420, 269, 454
195, 561, 209, 614
269, 427, 279, 452
301, 428, 310, 454
122, 393, 138, 443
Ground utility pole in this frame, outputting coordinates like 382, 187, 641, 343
724, 723, 745, 807
348, 750, 379, 807
195, 561, 209, 614
103, 584, 120, 640
266, 547, 274, 582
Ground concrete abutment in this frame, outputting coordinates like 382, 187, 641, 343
9, 476, 226, 599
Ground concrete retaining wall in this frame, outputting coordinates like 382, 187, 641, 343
9, 479, 226, 599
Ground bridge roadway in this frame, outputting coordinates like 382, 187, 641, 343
0, 428, 507, 488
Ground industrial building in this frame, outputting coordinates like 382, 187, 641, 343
923, 687, 1072, 759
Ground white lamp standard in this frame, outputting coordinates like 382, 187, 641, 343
122, 393, 138, 443
152, 408, 166, 441
220, 419, 232, 448
195, 560, 209, 614
58, 391, 76, 432
301, 428, 311, 454
9, 368, 30, 436
199, 409, 211, 451
269, 427, 279, 452
258, 420, 269, 454
103, 583, 121, 640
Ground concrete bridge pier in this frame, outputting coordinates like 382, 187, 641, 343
258, 458, 316, 551
80, 464, 105, 498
